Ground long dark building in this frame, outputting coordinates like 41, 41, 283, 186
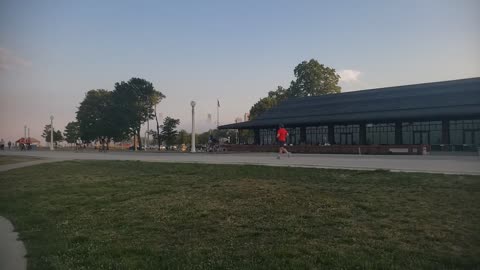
219, 77, 480, 152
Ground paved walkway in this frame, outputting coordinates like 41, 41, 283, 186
0, 217, 27, 270
1, 150, 479, 175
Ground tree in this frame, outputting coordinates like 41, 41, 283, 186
267, 86, 290, 102
160, 117, 180, 146
63, 121, 80, 144
176, 129, 190, 145
249, 96, 279, 120
289, 59, 341, 96
76, 89, 120, 148
41, 124, 64, 144
249, 59, 341, 119
112, 78, 165, 150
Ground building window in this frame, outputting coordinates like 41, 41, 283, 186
259, 129, 276, 145
366, 123, 395, 144
306, 126, 328, 145
259, 127, 301, 145
334, 125, 359, 145
286, 127, 301, 145
449, 120, 480, 146
402, 121, 442, 145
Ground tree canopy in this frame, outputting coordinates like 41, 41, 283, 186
249, 59, 341, 119
63, 121, 80, 144
112, 78, 165, 148
41, 124, 63, 143
76, 89, 121, 143
289, 59, 341, 96
160, 117, 180, 146
75, 78, 165, 147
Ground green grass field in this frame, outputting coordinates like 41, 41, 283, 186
0, 155, 41, 165
0, 161, 479, 269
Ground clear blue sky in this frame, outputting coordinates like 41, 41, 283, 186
1, 0, 479, 143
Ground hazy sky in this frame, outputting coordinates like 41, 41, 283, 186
1, 0, 479, 144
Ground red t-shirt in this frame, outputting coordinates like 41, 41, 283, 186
277, 128, 288, 142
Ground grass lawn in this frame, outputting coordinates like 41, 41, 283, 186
0, 155, 42, 165
0, 161, 479, 269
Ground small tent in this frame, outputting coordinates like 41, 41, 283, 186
16, 137, 41, 145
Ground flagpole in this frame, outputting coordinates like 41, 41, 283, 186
217, 99, 220, 128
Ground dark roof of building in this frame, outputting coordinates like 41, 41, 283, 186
219, 77, 480, 129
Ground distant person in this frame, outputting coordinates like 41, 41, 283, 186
100, 138, 106, 152
75, 138, 82, 152
8, 141, 12, 150
276, 124, 291, 159
0, 139, 4, 150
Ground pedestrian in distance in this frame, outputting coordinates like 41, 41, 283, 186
276, 124, 291, 159
0, 138, 4, 150
8, 141, 12, 150
75, 138, 82, 152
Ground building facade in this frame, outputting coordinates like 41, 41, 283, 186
220, 78, 480, 152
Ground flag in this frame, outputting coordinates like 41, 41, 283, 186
217, 99, 220, 107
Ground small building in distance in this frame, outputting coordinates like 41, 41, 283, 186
219, 77, 480, 153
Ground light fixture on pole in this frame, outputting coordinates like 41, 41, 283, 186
50, 115, 54, 150
190, 101, 196, 153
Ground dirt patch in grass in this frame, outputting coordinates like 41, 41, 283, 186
0, 161, 479, 269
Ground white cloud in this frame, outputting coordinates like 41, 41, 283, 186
338, 69, 361, 83
0, 47, 32, 71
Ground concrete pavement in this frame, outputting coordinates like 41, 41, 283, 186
0, 217, 27, 270
1, 150, 479, 175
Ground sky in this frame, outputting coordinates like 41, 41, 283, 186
1, 0, 479, 144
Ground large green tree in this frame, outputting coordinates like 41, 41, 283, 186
289, 59, 341, 96
112, 78, 165, 149
63, 121, 80, 144
160, 117, 180, 146
76, 89, 124, 148
249, 59, 341, 119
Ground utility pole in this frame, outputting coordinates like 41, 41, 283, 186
145, 120, 149, 150
50, 115, 54, 150
191, 101, 196, 153
217, 99, 220, 128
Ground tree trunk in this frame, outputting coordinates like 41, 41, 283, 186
133, 132, 136, 151
137, 128, 142, 150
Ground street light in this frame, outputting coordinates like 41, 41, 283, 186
191, 101, 196, 153
50, 115, 54, 150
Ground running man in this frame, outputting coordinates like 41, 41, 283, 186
276, 124, 291, 159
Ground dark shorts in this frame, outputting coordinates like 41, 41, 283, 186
277, 141, 286, 146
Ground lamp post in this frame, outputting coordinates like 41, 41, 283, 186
191, 101, 196, 153
50, 115, 54, 150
